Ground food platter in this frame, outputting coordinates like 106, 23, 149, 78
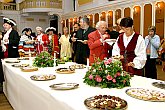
17, 57, 29, 60
5, 60, 20, 63
152, 82, 165, 89
126, 88, 165, 102
21, 66, 38, 72
69, 64, 85, 69
30, 74, 56, 81
84, 95, 127, 110
12, 64, 29, 68
55, 68, 75, 74
49, 83, 79, 90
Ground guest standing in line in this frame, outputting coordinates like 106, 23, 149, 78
144, 26, 160, 79
59, 27, 72, 59
18, 28, 35, 57
112, 17, 146, 76
75, 17, 96, 64
45, 27, 59, 57
35, 26, 49, 54
69, 23, 80, 61
2, 17, 20, 58
88, 21, 111, 65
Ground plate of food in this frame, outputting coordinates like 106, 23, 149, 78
55, 68, 75, 74
84, 95, 127, 110
30, 74, 56, 81
5, 60, 20, 63
21, 66, 38, 72
12, 64, 29, 68
49, 83, 79, 90
17, 57, 29, 60
69, 64, 85, 69
152, 82, 165, 89
126, 88, 165, 102
105, 39, 116, 45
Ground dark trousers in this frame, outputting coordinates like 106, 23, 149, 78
145, 55, 157, 79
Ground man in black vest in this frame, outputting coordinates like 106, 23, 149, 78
2, 17, 20, 58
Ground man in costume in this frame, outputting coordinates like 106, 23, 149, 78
112, 17, 146, 76
45, 27, 59, 57
75, 17, 96, 64
35, 26, 49, 54
2, 17, 20, 58
88, 21, 111, 65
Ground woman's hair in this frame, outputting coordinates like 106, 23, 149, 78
148, 26, 156, 33
120, 17, 133, 28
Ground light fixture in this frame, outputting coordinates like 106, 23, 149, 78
156, 3, 161, 13
133, 7, 138, 16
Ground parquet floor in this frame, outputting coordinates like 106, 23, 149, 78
0, 64, 165, 110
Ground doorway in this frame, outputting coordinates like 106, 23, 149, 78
50, 15, 58, 34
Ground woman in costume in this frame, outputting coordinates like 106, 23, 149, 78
18, 28, 35, 57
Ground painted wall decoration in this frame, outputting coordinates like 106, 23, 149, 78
78, 0, 93, 6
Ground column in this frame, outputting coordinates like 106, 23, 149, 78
64, 19, 66, 27
99, 13, 101, 21
106, 12, 108, 27
140, 4, 144, 36
121, 8, 124, 18
130, 6, 134, 19
151, 2, 156, 26
92, 14, 95, 27
113, 10, 115, 26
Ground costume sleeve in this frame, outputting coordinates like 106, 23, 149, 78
88, 33, 102, 50
42, 34, 49, 45
133, 35, 147, 69
9, 30, 20, 46
112, 37, 120, 56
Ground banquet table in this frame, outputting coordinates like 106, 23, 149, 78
2, 58, 165, 110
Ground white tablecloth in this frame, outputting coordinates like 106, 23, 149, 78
2, 59, 165, 110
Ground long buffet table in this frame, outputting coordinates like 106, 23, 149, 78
2, 58, 165, 110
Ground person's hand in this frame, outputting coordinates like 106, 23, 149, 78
128, 62, 135, 67
120, 55, 124, 59
4, 39, 8, 42
102, 34, 109, 40
71, 37, 76, 42
81, 40, 88, 44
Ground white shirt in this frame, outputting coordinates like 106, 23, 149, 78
3, 28, 12, 44
112, 32, 146, 69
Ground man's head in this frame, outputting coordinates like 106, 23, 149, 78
96, 21, 107, 35
148, 26, 156, 37
3, 17, 16, 31
63, 27, 69, 35
79, 17, 90, 29
36, 26, 43, 35
73, 23, 80, 31
45, 27, 56, 35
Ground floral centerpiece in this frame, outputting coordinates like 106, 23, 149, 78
33, 51, 54, 67
83, 58, 131, 88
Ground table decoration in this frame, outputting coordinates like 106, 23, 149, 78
49, 83, 79, 90
21, 66, 38, 72
33, 51, 54, 67
30, 74, 56, 81
83, 58, 131, 88
152, 82, 165, 89
84, 95, 127, 110
56, 68, 75, 74
126, 88, 165, 102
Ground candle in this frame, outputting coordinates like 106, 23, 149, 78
54, 52, 56, 68
87, 58, 89, 67
29, 49, 32, 66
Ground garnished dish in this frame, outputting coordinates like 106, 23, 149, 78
49, 83, 79, 90
84, 95, 127, 110
17, 57, 29, 60
5, 60, 20, 63
56, 68, 75, 74
152, 82, 165, 89
12, 64, 29, 68
126, 88, 165, 101
30, 74, 56, 81
69, 64, 85, 69
21, 66, 38, 72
